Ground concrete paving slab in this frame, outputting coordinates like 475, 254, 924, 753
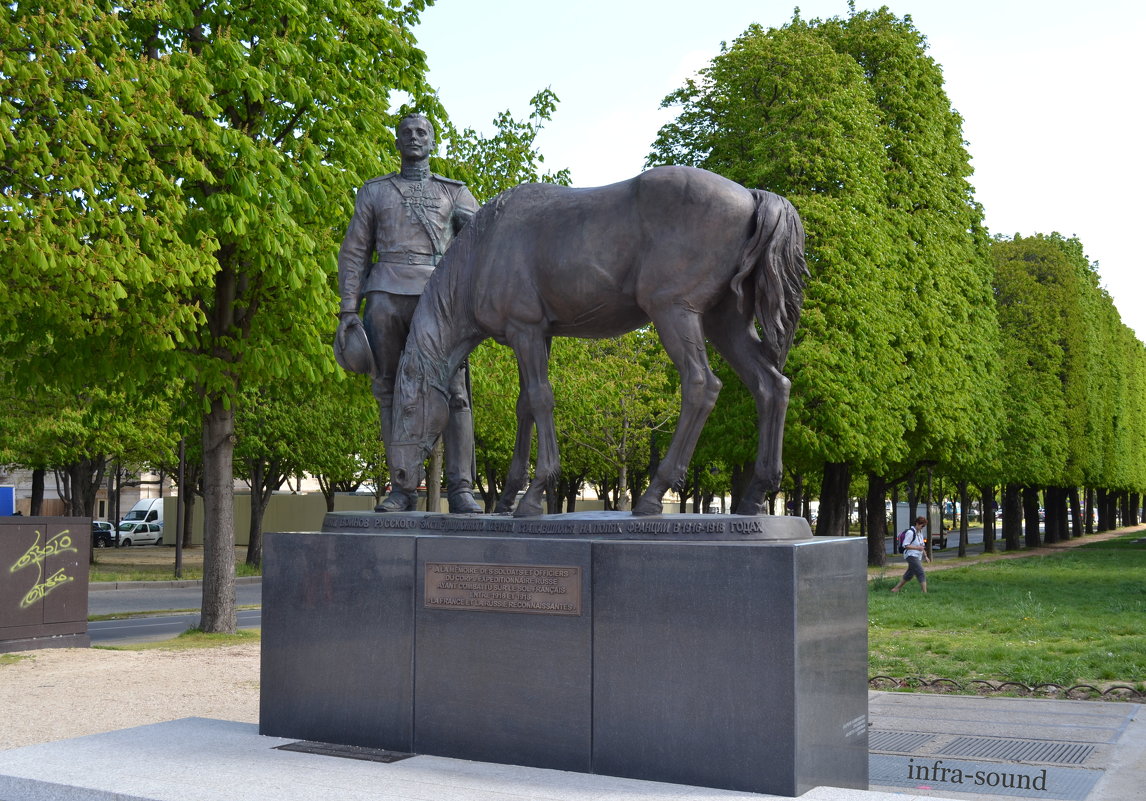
867, 692, 1144, 801
0, 718, 918, 801
0, 691, 1141, 801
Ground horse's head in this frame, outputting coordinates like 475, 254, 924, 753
388, 353, 450, 494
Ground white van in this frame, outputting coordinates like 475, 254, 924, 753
118, 499, 164, 546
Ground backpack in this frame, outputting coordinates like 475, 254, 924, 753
897, 527, 913, 551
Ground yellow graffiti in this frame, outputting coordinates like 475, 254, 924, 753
20, 568, 73, 609
9, 529, 77, 609
10, 530, 77, 573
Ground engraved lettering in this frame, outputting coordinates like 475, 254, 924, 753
424, 562, 582, 616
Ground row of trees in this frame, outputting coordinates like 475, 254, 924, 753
3, 2, 1144, 635
645, 7, 1146, 561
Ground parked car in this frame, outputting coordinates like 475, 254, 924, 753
117, 521, 163, 547
92, 520, 117, 548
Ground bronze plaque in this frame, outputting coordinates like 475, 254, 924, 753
424, 562, 582, 616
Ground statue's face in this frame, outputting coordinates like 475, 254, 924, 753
396, 117, 434, 161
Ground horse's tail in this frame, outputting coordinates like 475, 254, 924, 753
730, 190, 808, 368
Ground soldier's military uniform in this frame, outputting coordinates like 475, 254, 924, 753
337, 166, 481, 512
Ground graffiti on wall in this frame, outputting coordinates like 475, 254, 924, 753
9, 529, 76, 609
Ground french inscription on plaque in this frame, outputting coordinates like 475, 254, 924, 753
424, 562, 582, 616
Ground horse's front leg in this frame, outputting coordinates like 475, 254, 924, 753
507, 328, 557, 518
495, 389, 534, 513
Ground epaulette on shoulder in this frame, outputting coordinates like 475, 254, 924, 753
364, 172, 398, 185
431, 174, 467, 187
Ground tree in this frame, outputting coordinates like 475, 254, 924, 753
552, 330, 677, 512
4, 0, 442, 632
289, 374, 383, 512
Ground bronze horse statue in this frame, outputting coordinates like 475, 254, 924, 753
386, 165, 807, 517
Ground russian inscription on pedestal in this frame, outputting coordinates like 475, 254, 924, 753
424, 562, 582, 616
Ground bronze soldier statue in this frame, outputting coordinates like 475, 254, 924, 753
335, 113, 483, 513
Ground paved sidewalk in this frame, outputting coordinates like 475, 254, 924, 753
871, 525, 1142, 580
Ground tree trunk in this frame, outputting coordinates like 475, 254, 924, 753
1022, 486, 1041, 548
865, 472, 887, 567
564, 475, 582, 513
1084, 487, 1094, 535
246, 459, 282, 568
906, 469, 919, 523
790, 472, 803, 518
1130, 493, 1141, 526
480, 463, 501, 513
1043, 486, 1061, 544
978, 484, 996, 554
62, 457, 107, 517
30, 468, 45, 516
815, 462, 851, 537
957, 480, 970, 557
616, 462, 630, 512
1119, 491, 1131, 528
1002, 483, 1022, 550
199, 397, 236, 634
730, 462, 748, 514
1068, 487, 1082, 538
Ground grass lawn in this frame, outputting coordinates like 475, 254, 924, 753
867, 532, 1146, 688
95, 629, 260, 651
90, 546, 260, 582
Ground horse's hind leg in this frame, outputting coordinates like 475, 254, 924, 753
703, 301, 790, 515
634, 307, 722, 516
506, 327, 559, 518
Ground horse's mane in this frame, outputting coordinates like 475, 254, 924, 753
404, 186, 522, 393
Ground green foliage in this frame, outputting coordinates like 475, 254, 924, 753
991, 233, 1146, 492
469, 339, 521, 500
552, 330, 678, 508
869, 535, 1146, 685
285, 372, 383, 501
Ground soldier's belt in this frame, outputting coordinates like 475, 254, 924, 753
375, 253, 440, 266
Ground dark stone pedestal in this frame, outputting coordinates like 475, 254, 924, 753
260, 513, 868, 797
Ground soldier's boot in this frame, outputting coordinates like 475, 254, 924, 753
375, 400, 416, 513
445, 407, 483, 514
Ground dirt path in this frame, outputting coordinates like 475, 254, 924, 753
0, 644, 260, 750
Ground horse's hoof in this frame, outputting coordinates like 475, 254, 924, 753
513, 501, 543, 518
632, 497, 663, 516
734, 500, 764, 516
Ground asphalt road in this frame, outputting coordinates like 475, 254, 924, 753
88, 581, 263, 645
88, 608, 263, 645
88, 582, 262, 617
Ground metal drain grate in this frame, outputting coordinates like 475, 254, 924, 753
274, 740, 416, 763
939, 736, 1095, 765
869, 730, 938, 753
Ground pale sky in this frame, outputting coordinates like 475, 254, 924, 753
413, 1, 1146, 340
